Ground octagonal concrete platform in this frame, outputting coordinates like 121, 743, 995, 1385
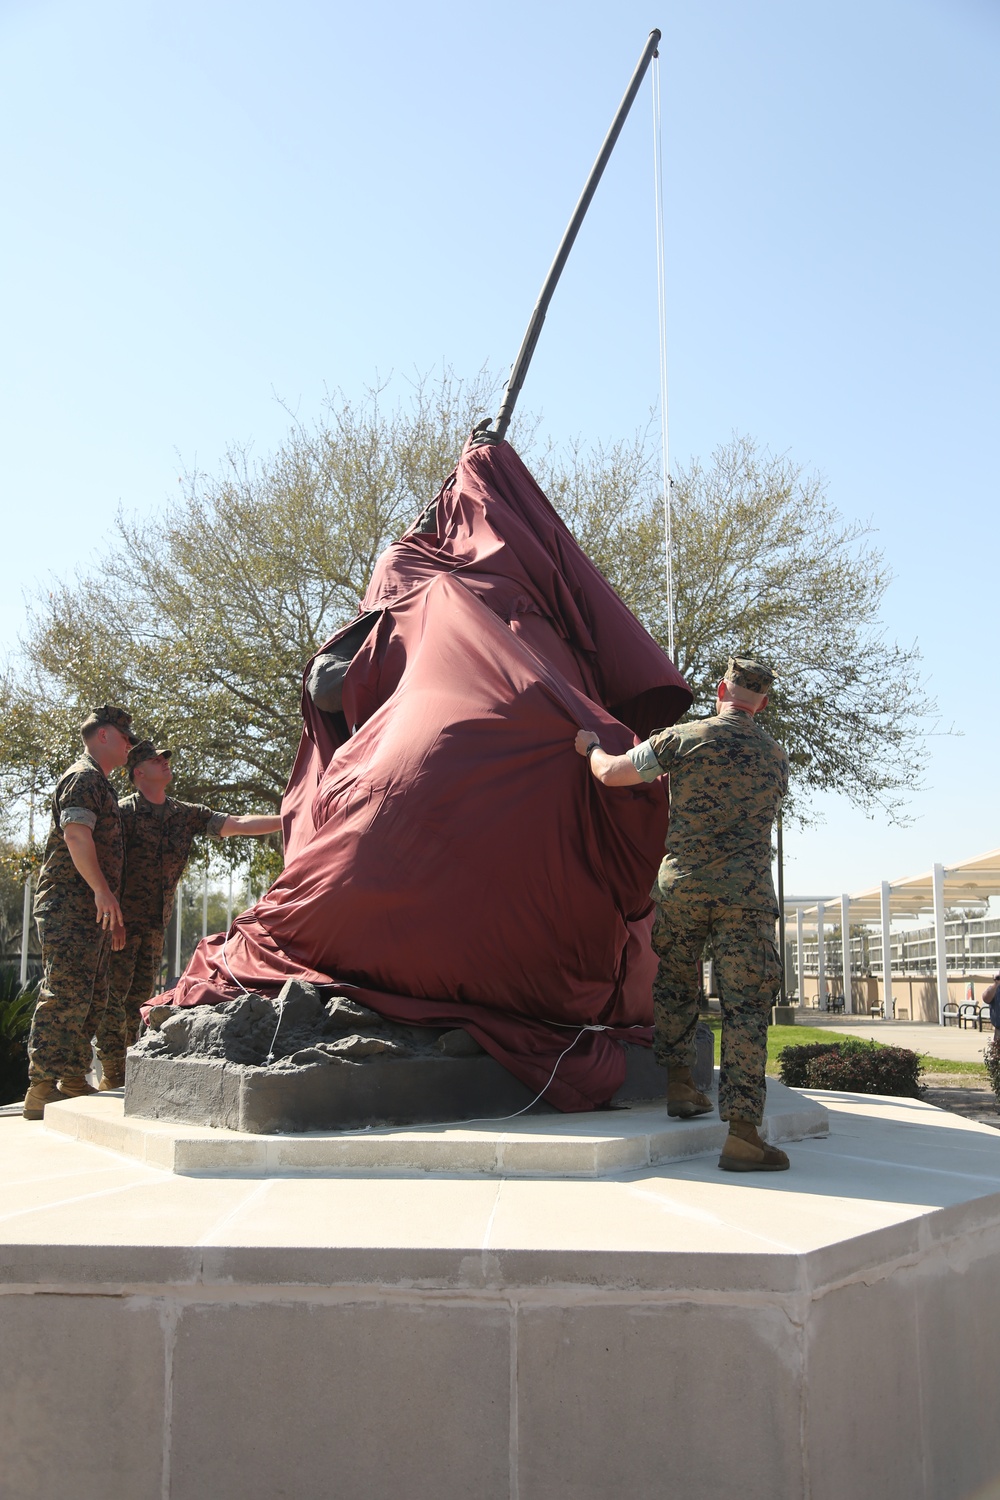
2, 1088, 1000, 1500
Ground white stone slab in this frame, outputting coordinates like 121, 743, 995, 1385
40, 1071, 828, 1176
5, 1092, 1000, 1500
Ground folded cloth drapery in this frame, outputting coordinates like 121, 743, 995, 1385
150, 442, 691, 1111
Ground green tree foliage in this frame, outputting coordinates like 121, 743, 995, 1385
0, 371, 503, 821
544, 430, 933, 819
0, 375, 932, 834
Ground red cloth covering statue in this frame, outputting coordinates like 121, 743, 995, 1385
150, 441, 691, 1111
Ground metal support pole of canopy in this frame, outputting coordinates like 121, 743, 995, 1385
816, 902, 826, 1009
933, 862, 949, 1024
880, 880, 894, 1019
841, 892, 853, 1014
478, 29, 661, 445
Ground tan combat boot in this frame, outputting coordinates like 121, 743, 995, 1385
22, 1080, 66, 1120
98, 1063, 125, 1091
57, 1076, 98, 1098
719, 1118, 789, 1172
667, 1064, 714, 1119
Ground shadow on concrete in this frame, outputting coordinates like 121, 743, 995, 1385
646, 1089, 1000, 1211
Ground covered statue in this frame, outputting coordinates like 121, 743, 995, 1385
150, 440, 690, 1111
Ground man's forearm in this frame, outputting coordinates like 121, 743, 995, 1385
63, 824, 124, 938
220, 815, 283, 837
587, 748, 645, 787
574, 729, 646, 787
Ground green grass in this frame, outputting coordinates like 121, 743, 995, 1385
914, 1056, 989, 1079
698, 1015, 989, 1080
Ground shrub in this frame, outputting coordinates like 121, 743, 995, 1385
985, 1037, 1000, 1104
778, 1037, 923, 1097
0, 967, 36, 1105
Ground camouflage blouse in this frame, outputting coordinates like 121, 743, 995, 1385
629, 711, 789, 912
34, 752, 124, 915
117, 792, 227, 927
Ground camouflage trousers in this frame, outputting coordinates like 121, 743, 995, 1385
651, 891, 781, 1125
28, 911, 112, 1082
95, 924, 165, 1068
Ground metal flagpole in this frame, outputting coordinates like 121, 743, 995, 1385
19, 879, 31, 990
776, 811, 786, 1005
477, 29, 661, 446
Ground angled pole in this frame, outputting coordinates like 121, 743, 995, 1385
480, 29, 661, 445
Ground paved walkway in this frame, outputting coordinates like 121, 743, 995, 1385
795, 1014, 994, 1062
921, 1082, 1000, 1130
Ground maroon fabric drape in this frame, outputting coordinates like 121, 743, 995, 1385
152, 443, 691, 1111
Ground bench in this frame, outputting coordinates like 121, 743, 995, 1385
942, 1003, 961, 1027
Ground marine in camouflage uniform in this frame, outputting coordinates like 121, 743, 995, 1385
25, 705, 138, 1117
95, 741, 227, 1080
576, 657, 790, 1172
94, 740, 282, 1082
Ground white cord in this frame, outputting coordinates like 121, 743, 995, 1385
453, 1026, 593, 1125
426, 1021, 650, 1129
220, 931, 252, 998
219, 930, 287, 1062
651, 51, 676, 662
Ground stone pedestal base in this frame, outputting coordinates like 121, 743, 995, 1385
3, 1091, 1000, 1499
122, 1029, 717, 1134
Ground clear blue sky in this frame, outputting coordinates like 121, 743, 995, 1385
1, 0, 997, 899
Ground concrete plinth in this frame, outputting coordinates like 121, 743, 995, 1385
3, 1090, 1000, 1500
47, 1073, 828, 1176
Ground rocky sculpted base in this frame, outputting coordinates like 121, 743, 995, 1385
126, 980, 716, 1134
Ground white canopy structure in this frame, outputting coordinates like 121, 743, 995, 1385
785, 849, 1000, 1023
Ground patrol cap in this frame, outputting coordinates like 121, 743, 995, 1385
126, 740, 172, 780
80, 705, 139, 744
724, 657, 775, 696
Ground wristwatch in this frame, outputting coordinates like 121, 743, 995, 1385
585, 741, 600, 758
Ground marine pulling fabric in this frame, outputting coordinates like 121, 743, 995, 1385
152, 441, 692, 1111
